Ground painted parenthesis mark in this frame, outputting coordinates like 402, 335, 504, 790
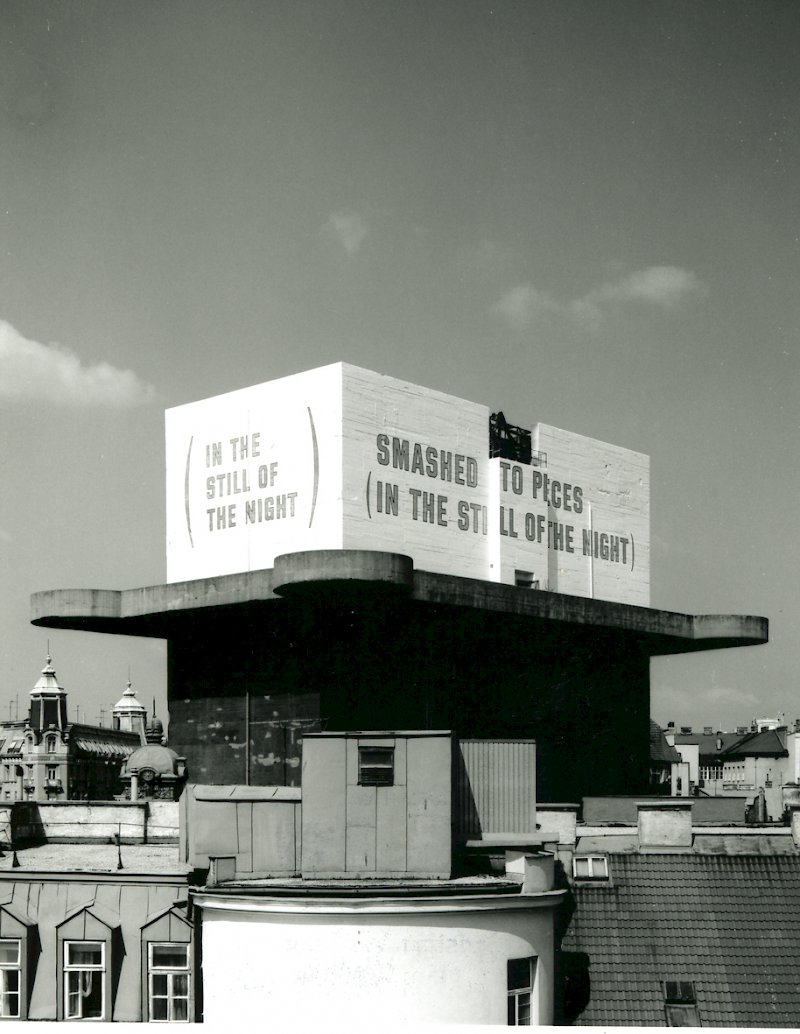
184, 437, 194, 548
307, 407, 319, 528
366, 471, 372, 519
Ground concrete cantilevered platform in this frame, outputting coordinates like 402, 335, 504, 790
32, 550, 767, 802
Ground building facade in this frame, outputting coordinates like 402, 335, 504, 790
0, 658, 142, 803
23, 364, 773, 1024
185, 730, 563, 1026
30, 367, 767, 803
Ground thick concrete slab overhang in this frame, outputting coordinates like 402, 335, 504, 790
30, 549, 767, 657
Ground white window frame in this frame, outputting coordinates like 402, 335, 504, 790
148, 942, 191, 1023
63, 940, 105, 1020
46, 736, 57, 754
0, 940, 20, 1019
507, 956, 535, 1025
572, 855, 609, 880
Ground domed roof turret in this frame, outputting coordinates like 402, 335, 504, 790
145, 713, 165, 744
113, 679, 146, 715
123, 743, 180, 777
30, 654, 65, 696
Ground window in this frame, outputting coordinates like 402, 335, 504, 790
0, 941, 20, 1019
148, 944, 190, 1022
46, 737, 56, 754
572, 855, 609, 880
663, 980, 700, 1026
358, 746, 394, 787
47, 766, 58, 782
507, 956, 535, 1025
64, 941, 105, 1020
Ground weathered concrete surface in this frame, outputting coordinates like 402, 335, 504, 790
30, 550, 768, 802
11, 800, 180, 844
31, 550, 767, 654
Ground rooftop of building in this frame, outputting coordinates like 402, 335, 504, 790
649, 720, 681, 764
720, 727, 788, 758
0, 842, 192, 876
0, 722, 140, 758
559, 852, 800, 1027
673, 729, 744, 755
204, 875, 526, 897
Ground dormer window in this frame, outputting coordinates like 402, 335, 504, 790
572, 855, 609, 881
46, 736, 57, 754
663, 981, 699, 1026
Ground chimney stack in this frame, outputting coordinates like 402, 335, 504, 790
637, 800, 693, 852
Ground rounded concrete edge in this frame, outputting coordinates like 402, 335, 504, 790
31, 588, 123, 625
272, 550, 414, 596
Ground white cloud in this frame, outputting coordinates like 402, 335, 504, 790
493, 265, 706, 331
326, 209, 369, 257
492, 284, 559, 332
0, 319, 155, 407
588, 265, 708, 309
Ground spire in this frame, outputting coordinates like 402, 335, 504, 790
29, 651, 68, 731
30, 653, 65, 696
145, 697, 165, 744
112, 674, 147, 737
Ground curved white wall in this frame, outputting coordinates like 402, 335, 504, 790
199, 898, 556, 1025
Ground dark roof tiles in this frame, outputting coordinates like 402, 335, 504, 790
560, 853, 800, 1027
649, 720, 682, 763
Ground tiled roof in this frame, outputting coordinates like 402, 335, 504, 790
649, 721, 681, 764
70, 723, 140, 759
721, 729, 788, 759
559, 852, 800, 1027
673, 731, 742, 759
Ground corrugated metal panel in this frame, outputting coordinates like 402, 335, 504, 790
456, 739, 536, 836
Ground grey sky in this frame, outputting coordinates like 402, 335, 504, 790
1, 0, 797, 732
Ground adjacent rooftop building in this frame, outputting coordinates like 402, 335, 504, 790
551, 798, 800, 1027
0, 657, 143, 802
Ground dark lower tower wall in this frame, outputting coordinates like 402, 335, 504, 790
166, 588, 651, 800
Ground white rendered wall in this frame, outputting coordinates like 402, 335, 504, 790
199, 901, 555, 1025
166, 364, 345, 582
341, 364, 490, 580
166, 363, 649, 604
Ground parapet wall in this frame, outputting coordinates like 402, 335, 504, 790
9, 800, 179, 844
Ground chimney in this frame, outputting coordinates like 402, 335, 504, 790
505, 851, 555, 893
788, 805, 800, 848
637, 800, 693, 852
703, 726, 713, 736
207, 855, 236, 886
716, 734, 723, 751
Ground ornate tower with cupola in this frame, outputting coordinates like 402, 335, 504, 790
112, 679, 147, 740
29, 654, 68, 733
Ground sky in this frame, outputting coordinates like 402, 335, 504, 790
0, 0, 798, 736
